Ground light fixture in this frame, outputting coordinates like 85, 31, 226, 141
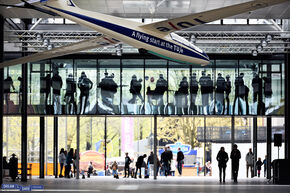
256, 45, 263, 52
43, 39, 50, 47
190, 34, 196, 44
252, 49, 258, 56
266, 34, 272, 42
261, 39, 267, 47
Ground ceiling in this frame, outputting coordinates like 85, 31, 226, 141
0, 0, 289, 19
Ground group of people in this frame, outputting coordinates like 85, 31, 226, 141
41, 70, 93, 115
58, 148, 79, 178
216, 145, 267, 183
2, 154, 18, 181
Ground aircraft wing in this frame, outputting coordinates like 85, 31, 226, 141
140, 0, 289, 34
0, 34, 120, 68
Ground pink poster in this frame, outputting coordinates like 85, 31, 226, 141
121, 117, 134, 153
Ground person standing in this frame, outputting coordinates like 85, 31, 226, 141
64, 73, 77, 114
216, 73, 226, 114
199, 71, 209, 114
177, 148, 184, 176
256, 157, 263, 178
161, 147, 171, 177
128, 75, 144, 104
58, 148, 66, 178
216, 147, 229, 183
225, 75, 231, 115
246, 148, 254, 178
189, 73, 199, 114
124, 152, 132, 178
135, 154, 147, 178
147, 151, 154, 176
262, 155, 267, 177
230, 144, 241, 183
78, 72, 93, 114
51, 70, 63, 114
9, 154, 18, 182
65, 148, 74, 178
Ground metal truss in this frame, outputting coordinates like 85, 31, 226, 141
5, 30, 290, 54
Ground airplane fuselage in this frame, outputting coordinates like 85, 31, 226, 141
42, 0, 210, 65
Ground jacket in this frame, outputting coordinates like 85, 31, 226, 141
216, 151, 229, 167
246, 152, 254, 165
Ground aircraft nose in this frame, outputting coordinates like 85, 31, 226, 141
201, 51, 210, 65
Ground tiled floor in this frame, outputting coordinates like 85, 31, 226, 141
2, 176, 290, 192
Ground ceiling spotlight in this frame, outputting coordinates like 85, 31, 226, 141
43, 39, 50, 47
256, 45, 263, 52
252, 49, 258, 56
261, 39, 267, 47
190, 34, 196, 43
266, 34, 272, 42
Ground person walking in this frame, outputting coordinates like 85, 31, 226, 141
262, 155, 267, 177
177, 148, 184, 176
58, 148, 66, 177
230, 144, 241, 183
134, 154, 147, 178
161, 147, 171, 177
124, 152, 132, 178
9, 153, 18, 182
246, 148, 254, 178
147, 151, 154, 176
216, 147, 229, 183
256, 157, 263, 178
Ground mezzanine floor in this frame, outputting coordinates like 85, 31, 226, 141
2, 176, 290, 193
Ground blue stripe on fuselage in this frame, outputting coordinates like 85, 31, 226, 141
45, 5, 209, 62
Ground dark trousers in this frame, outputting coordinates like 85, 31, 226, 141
232, 164, 239, 182
59, 163, 64, 176
177, 161, 183, 175
65, 164, 71, 178
163, 162, 170, 176
135, 166, 142, 178
219, 166, 226, 182
124, 166, 130, 177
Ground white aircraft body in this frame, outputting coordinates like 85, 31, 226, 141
0, 0, 288, 68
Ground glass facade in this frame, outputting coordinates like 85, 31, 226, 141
2, 55, 285, 116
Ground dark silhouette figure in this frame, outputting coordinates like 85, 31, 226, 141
40, 74, 51, 113
99, 72, 118, 109
216, 147, 229, 183
233, 73, 249, 115
225, 75, 231, 115
17, 77, 23, 109
147, 151, 154, 176
65, 148, 74, 178
128, 75, 144, 104
189, 73, 199, 114
65, 74, 77, 114
256, 157, 263, 178
161, 147, 172, 176
177, 148, 184, 176
230, 144, 241, 183
199, 71, 210, 114
216, 73, 226, 115
3, 76, 15, 113
263, 76, 272, 110
51, 71, 63, 114
175, 76, 189, 114
9, 154, 18, 182
135, 154, 147, 178
252, 73, 263, 115
124, 152, 132, 178
78, 72, 93, 114
154, 74, 168, 114
207, 74, 214, 102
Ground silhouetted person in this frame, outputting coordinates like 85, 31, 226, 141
225, 75, 231, 115
263, 76, 272, 109
124, 152, 132, 178
155, 74, 168, 114
3, 156, 9, 169
256, 157, 263, 178
233, 73, 249, 115
216, 73, 226, 114
246, 148, 254, 178
40, 74, 51, 113
189, 73, 199, 114
78, 72, 93, 114
3, 76, 15, 112
177, 147, 184, 176
135, 154, 147, 178
161, 147, 172, 176
230, 144, 241, 183
262, 155, 267, 177
207, 74, 214, 102
252, 73, 263, 114
99, 72, 118, 109
58, 148, 66, 178
65, 148, 74, 178
51, 70, 63, 114
216, 147, 228, 183
199, 71, 209, 114
175, 76, 189, 114
128, 75, 144, 104
65, 74, 77, 114
17, 77, 22, 108
9, 153, 18, 182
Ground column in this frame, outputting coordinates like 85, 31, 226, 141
53, 117, 58, 178
266, 117, 272, 179
153, 115, 157, 180
76, 116, 80, 179
231, 116, 235, 179
285, 52, 289, 159
0, 14, 4, 186
253, 117, 258, 176
39, 117, 45, 178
